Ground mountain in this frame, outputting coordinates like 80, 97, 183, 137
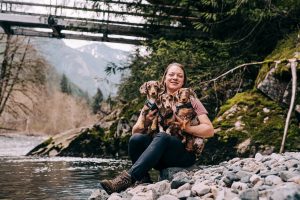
32, 38, 130, 98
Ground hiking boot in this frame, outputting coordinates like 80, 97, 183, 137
100, 171, 133, 194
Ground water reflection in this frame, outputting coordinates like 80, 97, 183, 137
0, 156, 131, 199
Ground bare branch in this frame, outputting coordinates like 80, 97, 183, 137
280, 59, 298, 153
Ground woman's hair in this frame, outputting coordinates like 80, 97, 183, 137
161, 62, 188, 88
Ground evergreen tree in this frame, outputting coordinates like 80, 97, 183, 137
92, 88, 103, 114
60, 73, 71, 94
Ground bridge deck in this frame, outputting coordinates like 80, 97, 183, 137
0, 0, 205, 44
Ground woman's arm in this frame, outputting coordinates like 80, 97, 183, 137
132, 107, 158, 134
180, 114, 214, 138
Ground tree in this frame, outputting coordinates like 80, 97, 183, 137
0, 34, 47, 118
91, 88, 103, 114
60, 73, 71, 94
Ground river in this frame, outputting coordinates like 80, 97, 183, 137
0, 133, 131, 199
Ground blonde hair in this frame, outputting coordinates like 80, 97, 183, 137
161, 63, 187, 90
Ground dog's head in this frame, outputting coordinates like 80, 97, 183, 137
160, 93, 177, 110
140, 81, 164, 99
177, 88, 197, 104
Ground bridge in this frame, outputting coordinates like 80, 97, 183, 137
0, 0, 206, 45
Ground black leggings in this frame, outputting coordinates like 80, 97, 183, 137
128, 132, 196, 181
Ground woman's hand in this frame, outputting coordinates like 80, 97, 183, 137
144, 109, 158, 127
174, 114, 189, 130
176, 114, 214, 138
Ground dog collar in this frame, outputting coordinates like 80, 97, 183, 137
145, 100, 158, 111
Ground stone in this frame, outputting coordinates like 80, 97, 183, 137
107, 193, 123, 200
177, 190, 191, 199
254, 153, 263, 162
265, 175, 283, 186
223, 172, 240, 187
151, 180, 171, 196
131, 189, 157, 200
280, 171, 298, 182
191, 183, 210, 196
177, 183, 192, 193
160, 168, 188, 181
288, 175, 300, 184
249, 174, 261, 185
239, 188, 259, 200
157, 194, 179, 200
88, 189, 109, 200
231, 181, 248, 193
268, 183, 300, 200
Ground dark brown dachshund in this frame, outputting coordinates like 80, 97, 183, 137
175, 88, 204, 155
158, 93, 182, 139
139, 80, 163, 133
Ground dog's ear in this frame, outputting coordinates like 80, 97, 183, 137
174, 90, 180, 101
156, 94, 162, 107
189, 88, 197, 99
139, 82, 148, 95
173, 94, 178, 104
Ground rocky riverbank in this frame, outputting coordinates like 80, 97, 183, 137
89, 152, 300, 200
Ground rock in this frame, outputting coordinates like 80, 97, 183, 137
176, 183, 192, 193
177, 190, 191, 199
191, 183, 210, 196
231, 181, 248, 193
151, 180, 171, 196
93, 153, 300, 200
254, 153, 263, 162
267, 183, 300, 200
223, 172, 240, 187
89, 189, 109, 200
157, 194, 179, 200
264, 175, 283, 186
288, 175, 300, 184
279, 171, 299, 182
131, 189, 157, 200
239, 188, 259, 200
107, 193, 123, 200
249, 174, 261, 185
160, 168, 188, 181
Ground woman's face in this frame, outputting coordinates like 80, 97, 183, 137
164, 65, 185, 94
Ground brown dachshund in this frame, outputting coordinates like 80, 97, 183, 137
139, 80, 163, 134
175, 88, 205, 155
158, 93, 182, 139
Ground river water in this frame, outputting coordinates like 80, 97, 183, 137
0, 133, 131, 199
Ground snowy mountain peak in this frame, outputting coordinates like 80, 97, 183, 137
32, 38, 130, 98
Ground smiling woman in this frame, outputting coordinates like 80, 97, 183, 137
99, 62, 214, 194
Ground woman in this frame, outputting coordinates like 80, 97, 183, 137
100, 62, 214, 194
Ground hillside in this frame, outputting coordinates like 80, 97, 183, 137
31, 38, 130, 98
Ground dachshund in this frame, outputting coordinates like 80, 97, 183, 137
139, 80, 163, 134
175, 88, 205, 155
158, 93, 183, 139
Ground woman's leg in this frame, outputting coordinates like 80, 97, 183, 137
129, 132, 195, 181
128, 133, 152, 164
154, 135, 196, 170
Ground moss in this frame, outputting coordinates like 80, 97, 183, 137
213, 90, 300, 154
59, 127, 105, 157
256, 32, 300, 86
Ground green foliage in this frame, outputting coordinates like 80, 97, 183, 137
213, 90, 300, 152
60, 73, 71, 94
91, 88, 103, 114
